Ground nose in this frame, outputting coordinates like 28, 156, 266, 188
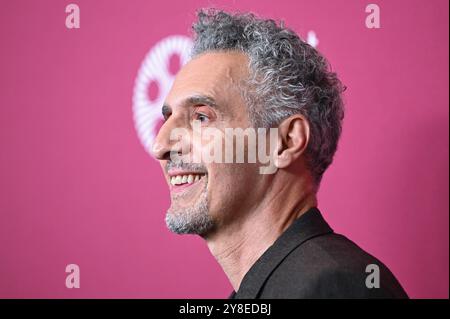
151, 117, 183, 161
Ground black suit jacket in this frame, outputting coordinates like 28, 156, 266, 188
229, 208, 408, 299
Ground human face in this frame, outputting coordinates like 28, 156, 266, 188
152, 51, 267, 236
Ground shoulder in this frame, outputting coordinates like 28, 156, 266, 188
260, 233, 408, 298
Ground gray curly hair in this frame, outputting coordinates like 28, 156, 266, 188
191, 9, 345, 186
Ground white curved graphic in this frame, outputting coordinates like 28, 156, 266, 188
133, 35, 193, 156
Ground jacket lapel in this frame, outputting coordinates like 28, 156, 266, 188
233, 207, 333, 299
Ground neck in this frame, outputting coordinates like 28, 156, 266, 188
204, 172, 317, 292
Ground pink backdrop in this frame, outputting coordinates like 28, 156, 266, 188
0, 0, 448, 298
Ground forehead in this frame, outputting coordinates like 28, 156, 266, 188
165, 51, 249, 110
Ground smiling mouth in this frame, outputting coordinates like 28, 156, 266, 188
169, 173, 207, 193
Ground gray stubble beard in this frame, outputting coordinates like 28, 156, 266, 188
165, 189, 214, 236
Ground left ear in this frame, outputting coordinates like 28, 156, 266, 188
274, 115, 310, 169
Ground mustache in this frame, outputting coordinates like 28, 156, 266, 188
165, 161, 208, 174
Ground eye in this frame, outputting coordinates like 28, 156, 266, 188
192, 105, 214, 124
194, 112, 209, 122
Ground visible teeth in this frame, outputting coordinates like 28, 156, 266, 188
170, 174, 205, 185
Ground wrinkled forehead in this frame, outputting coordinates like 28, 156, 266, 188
166, 51, 249, 108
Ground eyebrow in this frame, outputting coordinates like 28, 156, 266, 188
162, 94, 219, 118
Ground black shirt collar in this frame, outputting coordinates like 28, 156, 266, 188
229, 207, 333, 299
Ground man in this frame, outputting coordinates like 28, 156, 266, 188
152, 9, 408, 298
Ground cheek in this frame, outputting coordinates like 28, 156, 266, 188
208, 164, 233, 190
206, 163, 261, 218
208, 163, 258, 196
